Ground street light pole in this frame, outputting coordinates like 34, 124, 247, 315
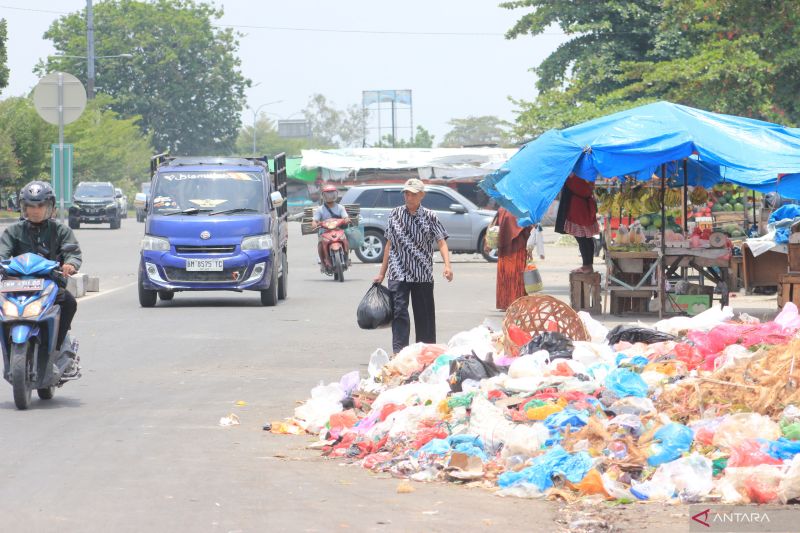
86, 0, 95, 99
250, 100, 283, 155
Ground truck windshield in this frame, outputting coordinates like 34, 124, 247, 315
151, 171, 264, 215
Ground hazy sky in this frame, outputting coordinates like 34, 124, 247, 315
0, 0, 569, 145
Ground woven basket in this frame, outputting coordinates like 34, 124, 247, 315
502, 294, 589, 354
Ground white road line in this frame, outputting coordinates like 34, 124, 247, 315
79, 281, 137, 302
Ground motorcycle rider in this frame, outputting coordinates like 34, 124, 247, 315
311, 184, 350, 271
0, 181, 82, 355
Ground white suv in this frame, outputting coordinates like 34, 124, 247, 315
341, 184, 498, 263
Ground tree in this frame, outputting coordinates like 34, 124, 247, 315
504, 1, 800, 138
440, 116, 512, 147
0, 20, 9, 93
0, 95, 152, 194
40, 0, 249, 155
379, 126, 435, 148
302, 94, 366, 148
235, 115, 310, 158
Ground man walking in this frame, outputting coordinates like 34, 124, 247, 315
373, 179, 453, 354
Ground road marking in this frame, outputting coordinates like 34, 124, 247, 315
79, 281, 137, 302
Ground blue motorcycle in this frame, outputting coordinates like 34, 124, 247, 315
0, 251, 80, 409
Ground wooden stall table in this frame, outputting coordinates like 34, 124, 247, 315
605, 250, 659, 315
662, 246, 731, 307
742, 242, 788, 294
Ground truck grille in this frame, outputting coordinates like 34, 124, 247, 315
163, 266, 247, 283
174, 245, 236, 254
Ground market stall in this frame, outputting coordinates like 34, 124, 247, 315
482, 101, 800, 316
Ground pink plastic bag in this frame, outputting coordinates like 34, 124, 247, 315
728, 439, 783, 467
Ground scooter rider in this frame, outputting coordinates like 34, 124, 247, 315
0, 181, 82, 352
311, 184, 350, 271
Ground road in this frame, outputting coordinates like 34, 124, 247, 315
0, 219, 682, 532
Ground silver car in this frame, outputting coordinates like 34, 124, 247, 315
115, 187, 128, 218
341, 184, 498, 263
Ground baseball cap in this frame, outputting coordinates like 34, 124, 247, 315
403, 178, 425, 193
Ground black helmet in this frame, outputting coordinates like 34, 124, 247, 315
20, 181, 56, 218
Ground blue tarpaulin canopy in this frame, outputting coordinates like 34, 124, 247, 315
482, 101, 800, 226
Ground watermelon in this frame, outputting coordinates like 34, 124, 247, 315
639, 215, 652, 227
734, 202, 744, 211
723, 203, 734, 212
711, 203, 724, 212
653, 218, 663, 229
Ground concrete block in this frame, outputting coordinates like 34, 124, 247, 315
66, 274, 86, 298
85, 276, 100, 292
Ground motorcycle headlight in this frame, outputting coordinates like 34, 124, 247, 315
141, 235, 170, 251
241, 234, 273, 251
2, 300, 18, 317
22, 300, 42, 318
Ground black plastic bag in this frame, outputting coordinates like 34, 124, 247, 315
448, 352, 504, 393
521, 331, 574, 359
606, 325, 676, 345
356, 283, 393, 329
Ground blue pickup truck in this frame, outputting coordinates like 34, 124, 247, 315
138, 155, 289, 307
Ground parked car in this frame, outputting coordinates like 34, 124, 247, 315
115, 187, 128, 218
68, 181, 121, 230
134, 182, 150, 222
340, 184, 497, 263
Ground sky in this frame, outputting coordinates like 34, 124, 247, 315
0, 0, 570, 145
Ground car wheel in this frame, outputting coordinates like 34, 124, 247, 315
277, 250, 288, 300
479, 232, 499, 263
355, 230, 385, 263
260, 263, 278, 306
68, 218, 80, 230
138, 271, 157, 308
136, 211, 143, 222
110, 217, 121, 230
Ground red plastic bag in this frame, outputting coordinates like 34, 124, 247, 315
507, 324, 532, 347
728, 439, 782, 467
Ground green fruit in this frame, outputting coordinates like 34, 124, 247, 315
639, 215, 651, 227
711, 203, 724, 212
723, 203, 734, 212
653, 218, 663, 229
734, 202, 744, 211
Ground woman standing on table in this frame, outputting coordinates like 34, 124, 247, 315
555, 173, 600, 273
489, 207, 532, 311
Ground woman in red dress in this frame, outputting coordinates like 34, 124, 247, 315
492, 207, 532, 310
555, 174, 600, 273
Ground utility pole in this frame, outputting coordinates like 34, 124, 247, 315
86, 0, 95, 99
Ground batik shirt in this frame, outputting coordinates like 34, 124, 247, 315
385, 205, 448, 283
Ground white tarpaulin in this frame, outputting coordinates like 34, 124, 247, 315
301, 148, 517, 179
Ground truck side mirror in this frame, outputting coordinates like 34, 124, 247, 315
270, 191, 284, 207
449, 203, 467, 214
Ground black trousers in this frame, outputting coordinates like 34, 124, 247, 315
576, 236, 595, 267
388, 280, 436, 353
55, 289, 77, 348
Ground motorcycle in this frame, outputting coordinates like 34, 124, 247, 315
319, 217, 350, 282
0, 251, 81, 410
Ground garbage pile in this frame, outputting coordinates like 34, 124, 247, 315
272, 303, 800, 504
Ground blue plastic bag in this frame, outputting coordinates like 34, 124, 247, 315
497, 446, 592, 490
765, 437, 800, 460
647, 423, 694, 466
605, 368, 648, 398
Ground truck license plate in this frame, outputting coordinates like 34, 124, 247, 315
185, 259, 223, 271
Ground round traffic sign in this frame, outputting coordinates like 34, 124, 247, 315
33, 72, 87, 125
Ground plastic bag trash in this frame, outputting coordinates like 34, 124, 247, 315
689, 417, 724, 446
647, 423, 694, 466
608, 396, 656, 416
779, 455, 800, 503
606, 414, 644, 437
729, 439, 783, 467
713, 413, 782, 450
605, 368, 649, 398
578, 311, 609, 344
638, 453, 713, 502
356, 283, 393, 329
448, 353, 504, 393
469, 394, 548, 456
508, 351, 548, 379
339, 370, 360, 396
653, 305, 734, 336
219, 413, 240, 427
344, 226, 364, 248
447, 326, 497, 359
606, 325, 676, 345
497, 445, 592, 491
572, 341, 616, 368
766, 437, 800, 461
368, 348, 389, 379
521, 331, 574, 359
775, 301, 800, 331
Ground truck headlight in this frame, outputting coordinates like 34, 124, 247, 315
241, 234, 273, 250
141, 235, 170, 251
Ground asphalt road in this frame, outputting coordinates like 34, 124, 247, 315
0, 219, 682, 532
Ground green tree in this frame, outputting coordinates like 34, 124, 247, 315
0, 95, 151, 194
302, 94, 366, 148
505, 0, 800, 137
0, 97, 52, 185
440, 116, 512, 147
0, 20, 9, 93
379, 126, 435, 148
235, 115, 310, 158
40, 0, 248, 155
